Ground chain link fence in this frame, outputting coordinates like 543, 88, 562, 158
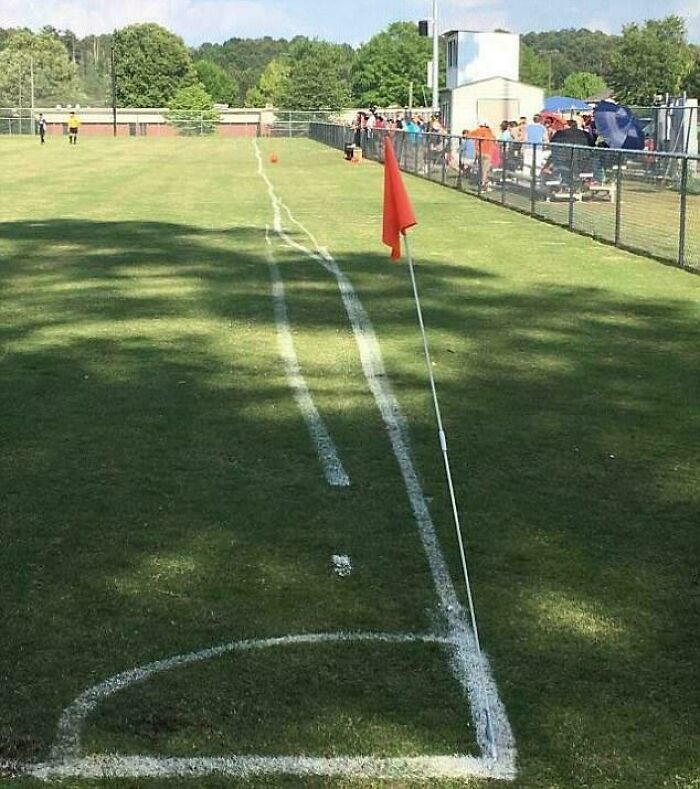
0, 109, 36, 135
310, 122, 700, 272
0, 108, 337, 138
267, 111, 335, 137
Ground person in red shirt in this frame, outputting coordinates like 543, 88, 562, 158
470, 121, 501, 186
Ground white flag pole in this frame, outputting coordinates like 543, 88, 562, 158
402, 231, 496, 756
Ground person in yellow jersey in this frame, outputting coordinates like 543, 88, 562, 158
68, 111, 81, 145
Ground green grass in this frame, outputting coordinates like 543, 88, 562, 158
1, 136, 699, 788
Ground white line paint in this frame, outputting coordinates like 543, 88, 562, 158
18, 143, 518, 785
28, 753, 510, 781
265, 225, 350, 488
331, 554, 353, 577
27, 633, 513, 783
50, 632, 449, 762
252, 139, 516, 777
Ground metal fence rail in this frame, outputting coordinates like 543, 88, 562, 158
0, 108, 334, 138
310, 122, 700, 272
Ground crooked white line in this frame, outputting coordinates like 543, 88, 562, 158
265, 225, 350, 488
29, 754, 504, 781
20, 143, 517, 786
252, 139, 516, 778
49, 632, 448, 763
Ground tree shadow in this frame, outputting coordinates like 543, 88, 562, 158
0, 218, 697, 785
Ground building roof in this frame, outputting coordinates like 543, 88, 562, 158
586, 89, 615, 103
443, 30, 517, 36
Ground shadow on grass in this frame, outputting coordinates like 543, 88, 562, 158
0, 219, 698, 786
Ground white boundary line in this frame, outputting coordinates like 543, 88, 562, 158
265, 225, 350, 487
252, 139, 516, 776
14, 144, 517, 784
48, 632, 449, 763
28, 754, 502, 781
27, 631, 515, 782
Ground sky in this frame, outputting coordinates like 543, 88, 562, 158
0, 0, 698, 45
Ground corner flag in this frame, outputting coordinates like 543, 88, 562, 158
382, 137, 417, 260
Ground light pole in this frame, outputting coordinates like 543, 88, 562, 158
111, 33, 117, 137
541, 50, 556, 96
30, 56, 35, 136
432, 0, 440, 114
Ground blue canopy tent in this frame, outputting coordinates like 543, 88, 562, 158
594, 101, 645, 150
543, 96, 591, 113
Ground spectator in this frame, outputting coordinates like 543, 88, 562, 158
581, 113, 596, 145
550, 120, 593, 186
353, 112, 363, 147
470, 120, 500, 187
460, 128, 476, 161
512, 116, 527, 143
498, 120, 512, 142
526, 114, 548, 145
551, 119, 590, 148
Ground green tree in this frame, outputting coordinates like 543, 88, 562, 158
609, 16, 694, 104
523, 28, 618, 87
113, 23, 196, 106
194, 59, 239, 105
0, 30, 81, 106
520, 43, 549, 90
80, 34, 113, 105
245, 58, 290, 106
561, 71, 608, 100
194, 36, 296, 105
166, 83, 220, 135
278, 39, 353, 110
682, 46, 700, 100
351, 22, 431, 107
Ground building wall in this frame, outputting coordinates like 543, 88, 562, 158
34, 107, 273, 127
43, 122, 260, 138
446, 32, 520, 90
444, 78, 545, 135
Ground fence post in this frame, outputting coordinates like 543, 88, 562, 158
678, 155, 689, 268
568, 146, 576, 230
441, 136, 447, 185
614, 150, 624, 247
457, 137, 463, 190
500, 141, 507, 204
477, 139, 483, 198
530, 144, 537, 215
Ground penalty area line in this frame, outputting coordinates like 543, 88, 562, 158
49, 631, 451, 763
26, 753, 513, 782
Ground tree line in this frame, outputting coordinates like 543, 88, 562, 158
0, 17, 697, 113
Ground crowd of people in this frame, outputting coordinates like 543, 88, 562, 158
351, 107, 613, 191
352, 108, 446, 146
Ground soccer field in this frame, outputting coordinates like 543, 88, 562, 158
1, 137, 698, 788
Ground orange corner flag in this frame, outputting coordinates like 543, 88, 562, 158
382, 137, 417, 260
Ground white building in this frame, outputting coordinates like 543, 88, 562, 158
441, 30, 545, 134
